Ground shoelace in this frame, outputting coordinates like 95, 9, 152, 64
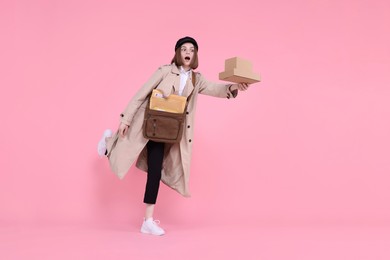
152, 219, 161, 225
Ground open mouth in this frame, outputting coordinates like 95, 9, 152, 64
185, 56, 190, 61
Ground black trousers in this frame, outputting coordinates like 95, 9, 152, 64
143, 141, 165, 204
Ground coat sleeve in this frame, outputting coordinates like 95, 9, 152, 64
197, 72, 238, 99
120, 67, 165, 125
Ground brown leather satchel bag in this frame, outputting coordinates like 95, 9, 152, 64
142, 72, 195, 143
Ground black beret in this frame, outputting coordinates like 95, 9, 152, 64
175, 36, 198, 51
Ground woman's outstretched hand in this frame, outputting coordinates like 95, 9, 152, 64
231, 83, 250, 91
119, 122, 129, 138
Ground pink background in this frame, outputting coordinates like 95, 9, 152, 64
1, 0, 390, 259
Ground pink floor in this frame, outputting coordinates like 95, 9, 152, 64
1, 224, 390, 260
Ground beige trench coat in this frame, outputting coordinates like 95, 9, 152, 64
106, 64, 237, 197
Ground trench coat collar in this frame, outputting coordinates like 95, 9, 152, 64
171, 64, 180, 75
170, 64, 194, 98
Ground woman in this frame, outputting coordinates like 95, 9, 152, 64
98, 36, 250, 235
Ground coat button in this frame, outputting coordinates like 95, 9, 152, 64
120, 113, 124, 117
189, 139, 192, 142
187, 125, 190, 128
186, 111, 189, 115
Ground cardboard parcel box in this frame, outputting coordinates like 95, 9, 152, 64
149, 89, 187, 114
219, 57, 261, 84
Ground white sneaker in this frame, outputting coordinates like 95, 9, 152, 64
97, 129, 112, 156
140, 218, 165, 236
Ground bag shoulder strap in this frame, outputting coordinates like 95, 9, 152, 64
192, 71, 196, 88
187, 71, 196, 101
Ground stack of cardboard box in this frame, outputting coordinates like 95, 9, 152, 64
219, 57, 261, 84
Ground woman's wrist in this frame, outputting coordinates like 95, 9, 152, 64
120, 121, 130, 127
